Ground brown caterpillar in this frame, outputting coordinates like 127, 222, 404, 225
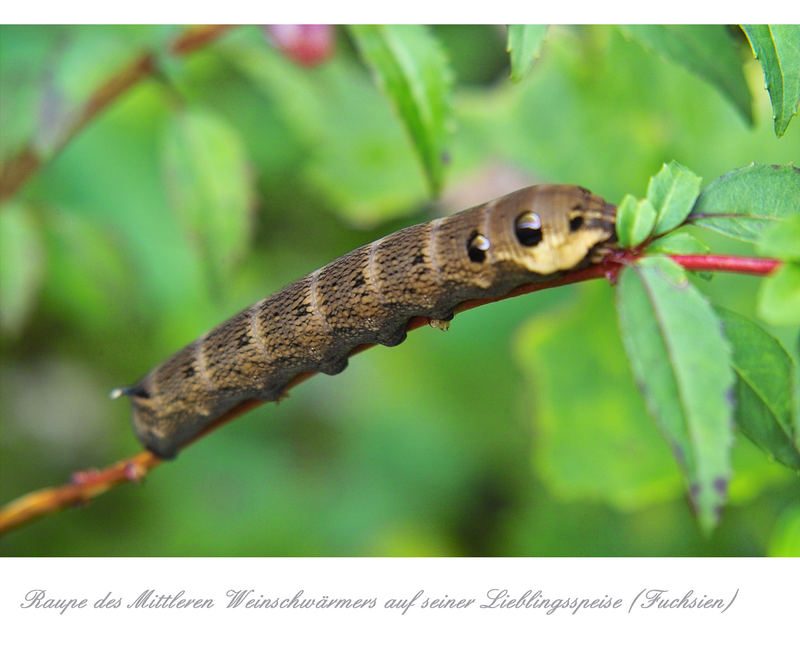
113, 184, 617, 458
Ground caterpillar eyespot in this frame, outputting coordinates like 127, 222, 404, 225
514, 211, 543, 246
569, 216, 584, 231
116, 184, 617, 458
467, 232, 490, 263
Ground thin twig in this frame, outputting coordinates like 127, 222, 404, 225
0, 25, 232, 202
0, 252, 781, 536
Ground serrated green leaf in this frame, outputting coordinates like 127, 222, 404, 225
616, 195, 656, 248
621, 25, 753, 125
507, 25, 548, 82
161, 109, 253, 292
757, 214, 800, 262
742, 25, 800, 137
0, 201, 46, 336
646, 160, 702, 235
690, 216, 777, 243
647, 231, 710, 255
631, 199, 657, 247
349, 25, 453, 196
514, 284, 682, 509
757, 262, 800, 326
715, 307, 800, 471
616, 256, 735, 534
615, 194, 637, 248
691, 164, 800, 242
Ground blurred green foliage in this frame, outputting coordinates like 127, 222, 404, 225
1, 25, 799, 556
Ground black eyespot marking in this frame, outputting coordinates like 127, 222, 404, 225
467, 231, 490, 263
515, 211, 543, 247
569, 216, 584, 232
183, 367, 195, 378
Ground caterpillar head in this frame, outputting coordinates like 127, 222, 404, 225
468, 184, 617, 277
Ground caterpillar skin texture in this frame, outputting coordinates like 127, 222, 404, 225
120, 184, 617, 458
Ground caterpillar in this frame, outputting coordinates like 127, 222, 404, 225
114, 184, 617, 458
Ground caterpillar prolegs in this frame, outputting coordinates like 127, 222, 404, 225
115, 184, 617, 458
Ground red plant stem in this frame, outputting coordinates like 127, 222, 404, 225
0, 252, 781, 536
0, 25, 232, 202
668, 254, 781, 275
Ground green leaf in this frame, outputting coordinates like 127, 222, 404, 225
742, 25, 800, 137
757, 214, 800, 262
715, 307, 800, 471
349, 25, 453, 196
757, 262, 800, 326
647, 231, 710, 255
691, 164, 800, 242
646, 161, 702, 235
514, 284, 683, 509
41, 209, 140, 335
161, 108, 254, 292
223, 33, 427, 227
615, 194, 637, 248
621, 25, 753, 125
615, 194, 656, 248
0, 201, 46, 336
616, 256, 735, 534
631, 199, 657, 247
507, 25, 548, 82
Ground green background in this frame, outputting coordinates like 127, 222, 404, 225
1, 25, 798, 556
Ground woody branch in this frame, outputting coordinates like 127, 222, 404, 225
0, 25, 232, 202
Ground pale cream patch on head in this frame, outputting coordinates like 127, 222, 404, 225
515, 213, 611, 275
